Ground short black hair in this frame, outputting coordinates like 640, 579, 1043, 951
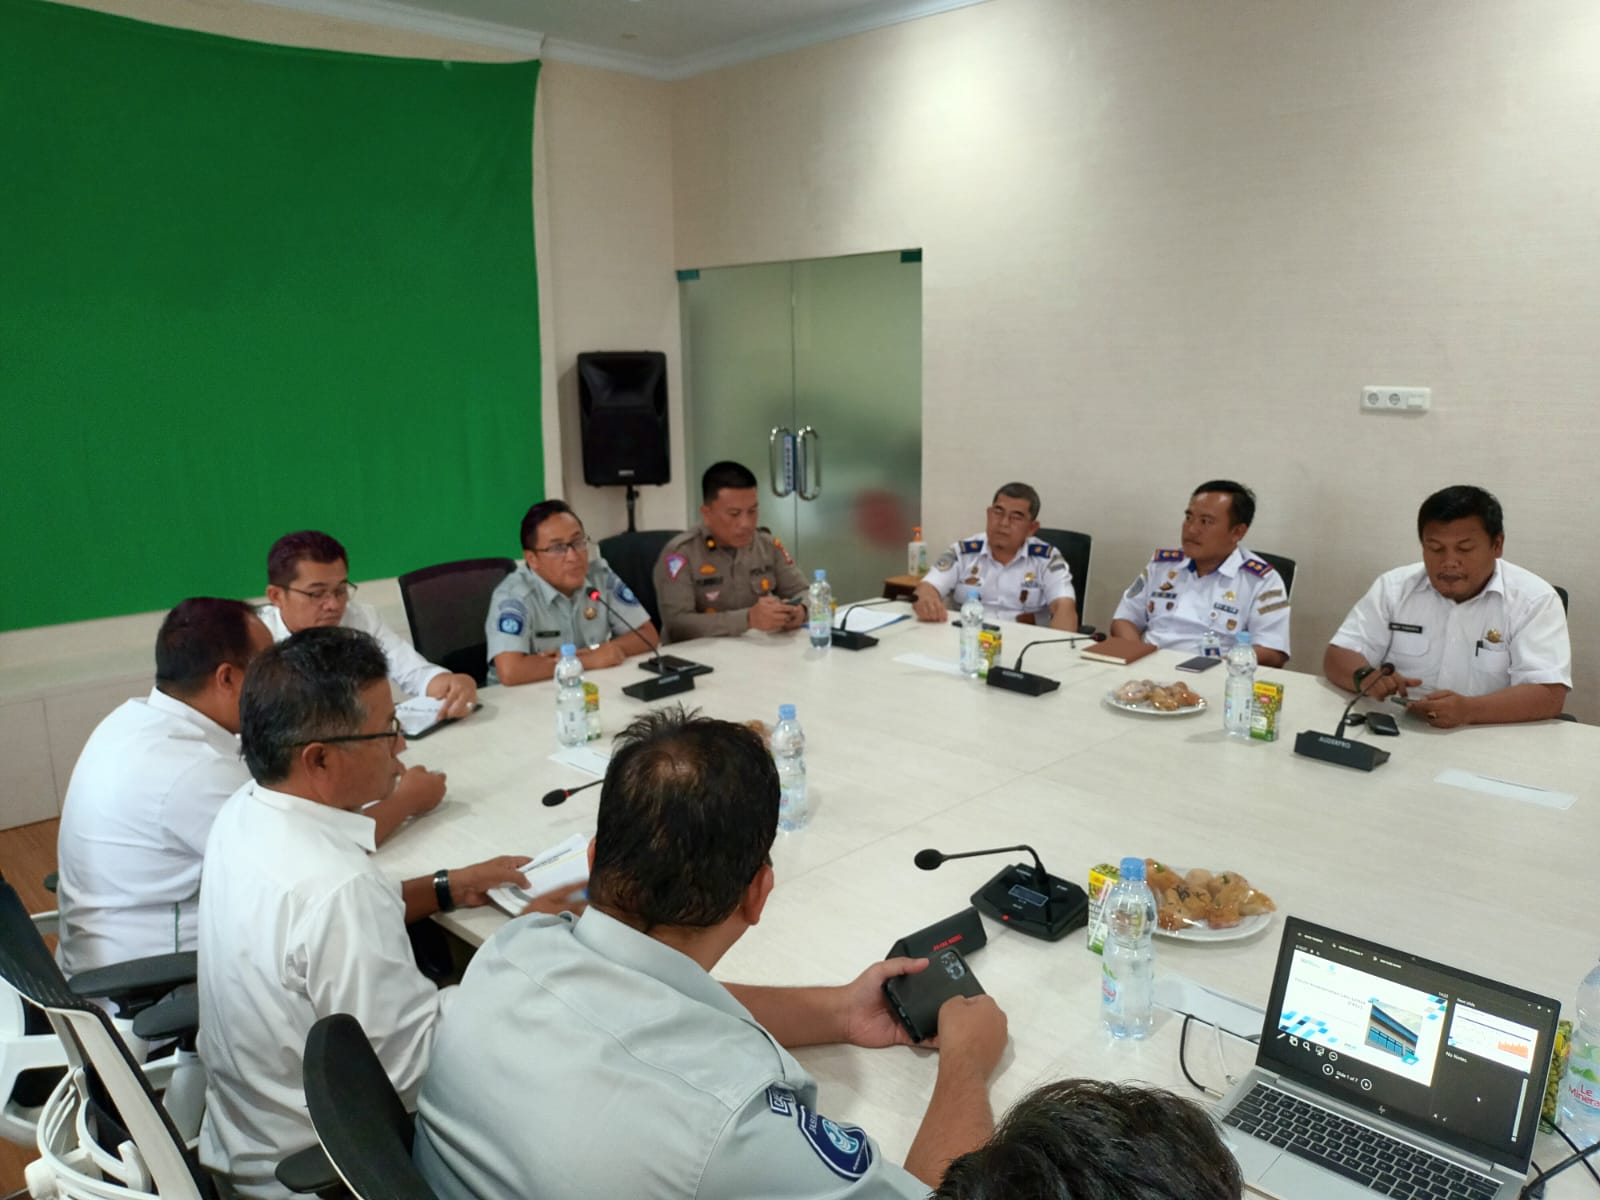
1417, 484, 1504, 541
701, 461, 758, 504
519, 499, 580, 552
154, 597, 262, 698
992, 482, 1041, 521
1192, 480, 1256, 529
934, 1079, 1243, 1200
240, 626, 389, 786
267, 531, 348, 589
589, 705, 778, 931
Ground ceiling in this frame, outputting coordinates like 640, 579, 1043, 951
251, 0, 991, 78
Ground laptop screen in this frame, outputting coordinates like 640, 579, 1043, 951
1255, 918, 1560, 1172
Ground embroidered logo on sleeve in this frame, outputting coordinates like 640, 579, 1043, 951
614, 580, 641, 606
496, 603, 526, 636
665, 554, 687, 580
765, 1085, 796, 1117
796, 1105, 873, 1180
933, 551, 957, 571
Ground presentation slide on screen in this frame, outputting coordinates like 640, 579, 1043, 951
1277, 949, 1447, 1086
1447, 1006, 1538, 1076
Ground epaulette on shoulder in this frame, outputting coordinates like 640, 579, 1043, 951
1240, 558, 1272, 578
960, 538, 984, 554
1027, 541, 1051, 558
1153, 548, 1185, 563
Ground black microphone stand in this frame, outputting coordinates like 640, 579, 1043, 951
1293, 664, 1396, 771
832, 598, 902, 650
584, 588, 701, 702
986, 633, 1101, 696
917, 844, 1088, 941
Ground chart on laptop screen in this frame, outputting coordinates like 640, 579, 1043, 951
1278, 949, 1448, 1083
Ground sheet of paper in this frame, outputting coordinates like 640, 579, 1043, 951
1434, 768, 1575, 811
549, 744, 611, 776
396, 696, 444, 737
893, 652, 964, 677
488, 832, 592, 917
834, 608, 909, 633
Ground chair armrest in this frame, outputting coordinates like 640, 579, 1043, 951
69, 951, 198, 1008
131, 989, 199, 1042
276, 1143, 345, 1196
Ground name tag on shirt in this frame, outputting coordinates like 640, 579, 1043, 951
1388, 622, 1424, 634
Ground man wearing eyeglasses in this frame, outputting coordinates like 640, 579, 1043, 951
911, 483, 1079, 630
197, 627, 530, 1200
260, 529, 479, 718
485, 499, 660, 685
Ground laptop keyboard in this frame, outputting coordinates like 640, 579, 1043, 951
1223, 1083, 1500, 1199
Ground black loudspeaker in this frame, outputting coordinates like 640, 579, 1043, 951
577, 351, 670, 486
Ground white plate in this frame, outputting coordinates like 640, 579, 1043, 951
1154, 911, 1274, 942
1103, 690, 1209, 717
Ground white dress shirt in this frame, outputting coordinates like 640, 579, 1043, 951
1330, 560, 1571, 695
1112, 546, 1292, 658
55, 688, 248, 978
920, 534, 1075, 623
257, 600, 445, 699
198, 782, 449, 1200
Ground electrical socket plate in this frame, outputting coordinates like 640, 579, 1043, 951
1362, 386, 1430, 413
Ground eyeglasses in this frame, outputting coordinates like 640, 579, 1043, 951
284, 582, 357, 602
289, 716, 403, 749
534, 535, 588, 558
988, 506, 1032, 526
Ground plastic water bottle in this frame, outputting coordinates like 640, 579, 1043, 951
554, 644, 587, 748
1200, 628, 1222, 658
908, 526, 928, 575
771, 704, 809, 831
959, 586, 984, 677
1224, 630, 1257, 739
1560, 960, 1600, 1148
1101, 856, 1156, 1039
808, 569, 833, 651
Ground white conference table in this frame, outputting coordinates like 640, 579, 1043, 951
375, 609, 1597, 1194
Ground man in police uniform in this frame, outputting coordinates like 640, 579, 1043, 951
1323, 484, 1569, 728
654, 460, 810, 642
1109, 480, 1291, 667
911, 482, 1078, 629
413, 707, 1010, 1199
486, 499, 659, 685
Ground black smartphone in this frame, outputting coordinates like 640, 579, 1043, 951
1366, 711, 1400, 737
882, 947, 985, 1043
1176, 656, 1223, 673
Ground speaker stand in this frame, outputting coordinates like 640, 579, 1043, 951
624, 484, 639, 533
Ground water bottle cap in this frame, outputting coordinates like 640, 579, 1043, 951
1119, 856, 1146, 881
778, 704, 796, 721
966, 586, 980, 600
559, 643, 577, 657
814, 569, 826, 581
1235, 630, 1252, 644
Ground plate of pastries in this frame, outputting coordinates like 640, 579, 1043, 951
1145, 859, 1277, 942
1105, 678, 1207, 715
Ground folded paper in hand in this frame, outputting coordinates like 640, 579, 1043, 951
488, 831, 591, 917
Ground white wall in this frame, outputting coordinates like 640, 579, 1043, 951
671, 0, 1600, 719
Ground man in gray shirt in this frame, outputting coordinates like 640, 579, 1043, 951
414, 707, 1009, 1198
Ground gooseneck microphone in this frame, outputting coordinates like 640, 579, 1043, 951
585, 588, 699, 702
1012, 632, 1105, 672
1293, 662, 1396, 772
541, 778, 602, 808
831, 597, 901, 651
987, 632, 1106, 696
914, 843, 1088, 942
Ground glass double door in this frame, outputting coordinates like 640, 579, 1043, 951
680, 250, 922, 605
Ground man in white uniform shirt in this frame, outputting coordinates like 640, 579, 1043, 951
1110, 480, 1291, 668
55, 598, 272, 978
197, 626, 528, 1200
912, 482, 1078, 629
1324, 485, 1570, 728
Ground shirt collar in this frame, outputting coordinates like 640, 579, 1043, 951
1416, 559, 1506, 604
1187, 547, 1244, 579
144, 686, 237, 746
244, 781, 377, 852
520, 560, 584, 607
572, 907, 757, 1026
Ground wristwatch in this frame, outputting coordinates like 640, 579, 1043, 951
1352, 665, 1375, 692
433, 868, 455, 913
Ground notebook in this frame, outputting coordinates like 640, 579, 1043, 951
1218, 917, 1559, 1200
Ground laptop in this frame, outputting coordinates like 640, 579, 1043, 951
1218, 917, 1560, 1200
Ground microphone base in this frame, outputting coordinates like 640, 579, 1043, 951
985, 668, 1061, 696
831, 629, 879, 651
971, 864, 1087, 941
638, 656, 713, 678
1293, 729, 1390, 771
622, 672, 697, 702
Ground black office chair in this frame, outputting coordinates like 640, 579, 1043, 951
301, 1013, 437, 1200
597, 529, 680, 632
1554, 584, 1569, 614
1034, 528, 1092, 629
398, 558, 516, 687
1253, 550, 1297, 598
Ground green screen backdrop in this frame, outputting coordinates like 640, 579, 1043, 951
0, 0, 542, 631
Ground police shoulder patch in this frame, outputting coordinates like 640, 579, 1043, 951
796, 1105, 873, 1181
933, 551, 957, 571
496, 602, 526, 636
665, 554, 687, 580
960, 538, 984, 554
1240, 558, 1272, 578
613, 579, 641, 606
1154, 548, 1185, 563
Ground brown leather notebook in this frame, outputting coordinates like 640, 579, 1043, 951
1080, 636, 1158, 665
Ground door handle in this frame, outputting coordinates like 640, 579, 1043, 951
797, 425, 821, 501
769, 426, 796, 497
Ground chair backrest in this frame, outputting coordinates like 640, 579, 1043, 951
0, 878, 207, 1199
1033, 528, 1092, 619
1253, 550, 1297, 599
1554, 584, 1569, 614
597, 530, 681, 632
397, 558, 516, 686
304, 1013, 436, 1200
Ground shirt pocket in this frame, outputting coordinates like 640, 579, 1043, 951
1469, 640, 1512, 692
1387, 629, 1431, 675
